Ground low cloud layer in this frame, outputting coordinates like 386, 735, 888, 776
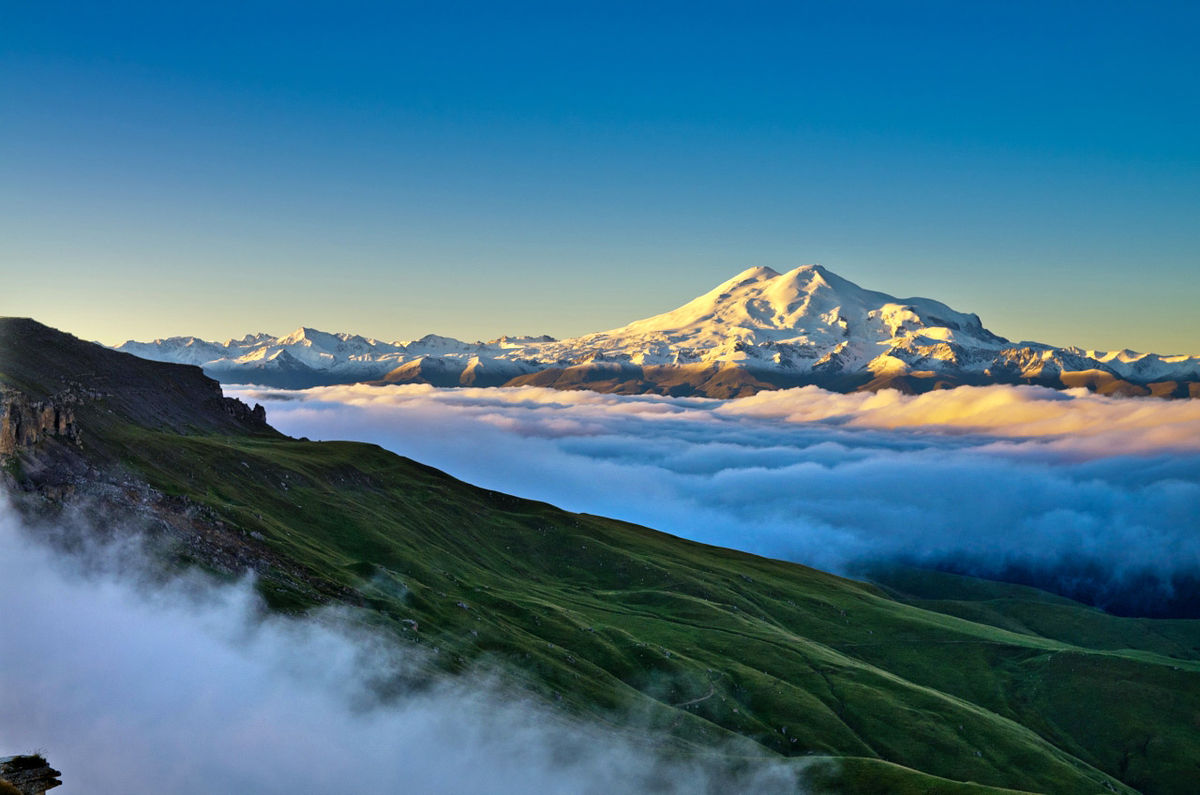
0, 503, 797, 794
235, 384, 1200, 615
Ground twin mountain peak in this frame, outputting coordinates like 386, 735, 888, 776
116, 266, 1200, 397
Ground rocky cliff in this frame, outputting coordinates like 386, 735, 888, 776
0, 390, 83, 457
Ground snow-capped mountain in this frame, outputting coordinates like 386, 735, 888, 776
533, 265, 1008, 372
115, 266, 1200, 397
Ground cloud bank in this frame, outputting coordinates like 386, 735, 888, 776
234, 383, 1200, 616
0, 503, 798, 794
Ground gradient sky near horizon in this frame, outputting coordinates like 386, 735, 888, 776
2, 2, 1198, 352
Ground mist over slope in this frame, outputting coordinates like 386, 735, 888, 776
120, 266, 1200, 395
238, 383, 1200, 616
0, 502, 799, 795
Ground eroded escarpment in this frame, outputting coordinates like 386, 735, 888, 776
0, 318, 327, 607
0, 388, 86, 456
1, 404, 357, 613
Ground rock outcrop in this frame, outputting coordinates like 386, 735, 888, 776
0, 756, 61, 795
0, 391, 81, 456
222, 395, 268, 428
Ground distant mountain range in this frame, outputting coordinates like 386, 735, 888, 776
117, 266, 1200, 396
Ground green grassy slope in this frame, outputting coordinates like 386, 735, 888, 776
4, 318, 1199, 794
867, 565, 1200, 659
865, 565, 1200, 791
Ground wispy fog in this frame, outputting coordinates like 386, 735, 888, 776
234, 383, 1200, 615
0, 503, 799, 794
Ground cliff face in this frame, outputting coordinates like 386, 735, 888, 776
0, 390, 81, 456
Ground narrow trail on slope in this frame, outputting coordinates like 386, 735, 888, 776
673, 680, 716, 708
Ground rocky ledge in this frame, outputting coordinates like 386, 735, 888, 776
0, 389, 84, 456
0, 755, 61, 795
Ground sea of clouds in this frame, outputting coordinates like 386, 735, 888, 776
233, 383, 1200, 615
5, 383, 1197, 791
0, 502, 799, 794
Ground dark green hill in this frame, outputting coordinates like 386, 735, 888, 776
3, 318, 1198, 794
0, 317, 267, 434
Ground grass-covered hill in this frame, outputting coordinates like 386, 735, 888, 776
3, 317, 1198, 794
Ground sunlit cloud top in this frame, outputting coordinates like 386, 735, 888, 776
247, 382, 1200, 457
233, 383, 1200, 616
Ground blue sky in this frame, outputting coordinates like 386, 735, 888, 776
2, 1, 1197, 351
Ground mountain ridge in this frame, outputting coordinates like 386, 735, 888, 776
114, 266, 1200, 397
